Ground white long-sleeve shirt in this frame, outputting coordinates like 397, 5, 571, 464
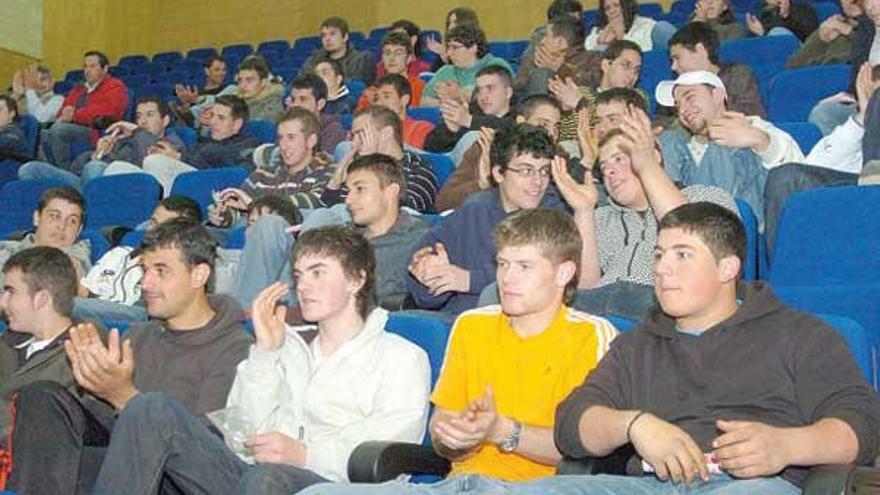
803, 116, 864, 174
24, 89, 64, 123
225, 307, 431, 482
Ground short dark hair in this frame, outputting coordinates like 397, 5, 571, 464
315, 57, 345, 82
140, 218, 218, 272
493, 208, 582, 302
37, 187, 86, 224
292, 226, 376, 319
549, 15, 586, 48
659, 202, 746, 268
355, 106, 403, 147
3, 246, 78, 316
248, 193, 303, 226
376, 73, 412, 100
476, 64, 513, 88
491, 123, 556, 173
215, 94, 249, 122
547, 0, 584, 20
0, 95, 18, 121
381, 31, 414, 56
597, 0, 638, 32
517, 94, 563, 119
85, 50, 110, 69
346, 153, 407, 203
159, 195, 202, 223
669, 21, 720, 65
603, 39, 643, 61
203, 54, 225, 69
389, 19, 422, 56
238, 54, 270, 80
446, 24, 489, 58
290, 74, 328, 104
278, 107, 322, 144
595, 87, 649, 114
136, 95, 171, 119
321, 17, 350, 36
447, 7, 480, 29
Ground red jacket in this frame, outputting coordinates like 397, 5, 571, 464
58, 76, 129, 129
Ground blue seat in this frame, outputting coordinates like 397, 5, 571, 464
0, 160, 21, 188
169, 166, 250, 217
225, 226, 247, 249
258, 40, 290, 54
152, 51, 183, 66
118, 55, 149, 68
18, 114, 39, 157
770, 185, 880, 284
120, 229, 146, 248
407, 107, 441, 126
79, 228, 111, 264
243, 120, 277, 145
766, 64, 852, 122
637, 49, 673, 115
748, 61, 785, 106
292, 36, 322, 56
109, 66, 129, 78
416, 152, 453, 188
0, 179, 68, 236
83, 174, 162, 229
152, 71, 188, 86
274, 64, 299, 83
340, 114, 354, 131
603, 314, 637, 332
136, 83, 172, 99
719, 35, 801, 66
121, 73, 150, 90
170, 126, 197, 147
488, 41, 529, 63
582, 9, 601, 28
813, 2, 841, 22
639, 3, 665, 18
670, 0, 697, 14
65, 70, 85, 83
186, 47, 218, 63
817, 313, 874, 386
734, 198, 760, 281
774, 121, 822, 155
221, 44, 254, 60
53, 80, 74, 95
385, 311, 451, 390
348, 80, 367, 103
369, 27, 392, 42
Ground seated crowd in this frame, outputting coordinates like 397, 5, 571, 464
1, 0, 879, 493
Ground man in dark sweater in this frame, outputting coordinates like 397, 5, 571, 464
6, 220, 252, 494
297, 16, 376, 85
105, 94, 260, 195
423, 65, 517, 153
0, 94, 29, 161
503, 202, 880, 494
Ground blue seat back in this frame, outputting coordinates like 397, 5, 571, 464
169, 166, 251, 217
734, 198, 760, 281
719, 35, 800, 66
817, 313, 874, 387
18, 114, 39, 157
416, 152, 453, 188
385, 311, 452, 388
407, 107, 441, 126
243, 120, 278, 145
767, 64, 851, 122
79, 228, 110, 264
770, 186, 880, 285
774, 121, 822, 155
83, 174, 162, 229
0, 179, 67, 235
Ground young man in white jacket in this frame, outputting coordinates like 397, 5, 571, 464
89, 225, 431, 495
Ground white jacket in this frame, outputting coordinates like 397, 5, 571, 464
804, 116, 864, 174
585, 15, 656, 52
226, 307, 431, 482
80, 246, 142, 305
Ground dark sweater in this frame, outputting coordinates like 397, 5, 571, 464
127, 295, 252, 416
756, 1, 819, 41
0, 123, 29, 160
183, 132, 260, 170
554, 282, 880, 487
423, 109, 516, 153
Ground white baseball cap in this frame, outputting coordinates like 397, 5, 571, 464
655, 70, 727, 107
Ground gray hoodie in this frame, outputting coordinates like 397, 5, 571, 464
127, 294, 252, 416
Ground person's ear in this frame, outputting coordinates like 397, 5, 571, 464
191, 263, 211, 289
306, 132, 318, 151
384, 182, 402, 204
555, 260, 577, 288
317, 98, 327, 112
233, 117, 244, 134
515, 115, 526, 124
505, 85, 513, 102
347, 269, 367, 295
717, 255, 741, 284
32, 210, 39, 229
492, 165, 504, 183
401, 94, 411, 109
601, 58, 611, 74
162, 114, 171, 128
33, 289, 51, 311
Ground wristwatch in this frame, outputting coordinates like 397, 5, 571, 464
499, 419, 522, 453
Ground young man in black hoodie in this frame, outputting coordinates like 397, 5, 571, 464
502, 201, 879, 494
6, 219, 252, 494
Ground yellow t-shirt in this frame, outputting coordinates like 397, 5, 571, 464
430, 304, 618, 482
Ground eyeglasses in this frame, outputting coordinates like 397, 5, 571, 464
612, 60, 641, 73
447, 43, 467, 52
506, 166, 552, 179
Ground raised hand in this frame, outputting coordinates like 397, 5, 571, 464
707, 111, 768, 151
577, 106, 598, 167
552, 154, 598, 214
251, 282, 289, 351
64, 323, 137, 410
617, 104, 661, 175
548, 76, 583, 111
476, 127, 496, 189
746, 13, 765, 36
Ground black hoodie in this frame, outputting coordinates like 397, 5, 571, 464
127, 294, 252, 416
554, 282, 880, 487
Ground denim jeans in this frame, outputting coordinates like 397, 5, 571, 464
809, 100, 857, 136
651, 21, 677, 50
299, 474, 512, 495
762, 163, 858, 257
19, 159, 111, 191
232, 214, 296, 310
106, 154, 196, 197
863, 89, 880, 162
72, 297, 148, 324
46, 122, 91, 170
93, 392, 252, 495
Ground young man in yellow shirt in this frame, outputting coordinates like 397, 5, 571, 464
299, 207, 618, 494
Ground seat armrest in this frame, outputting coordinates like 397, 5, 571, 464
804, 464, 880, 495
347, 441, 451, 483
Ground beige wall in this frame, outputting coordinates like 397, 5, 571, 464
2, 0, 676, 87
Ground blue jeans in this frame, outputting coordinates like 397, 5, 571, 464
863, 89, 880, 163
233, 214, 296, 310
19, 159, 109, 191
72, 297, 148, 324
299, 474, 511, 495
808, 100, 857, 136
46, 122, 91, 170
651, 21, 677, 50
